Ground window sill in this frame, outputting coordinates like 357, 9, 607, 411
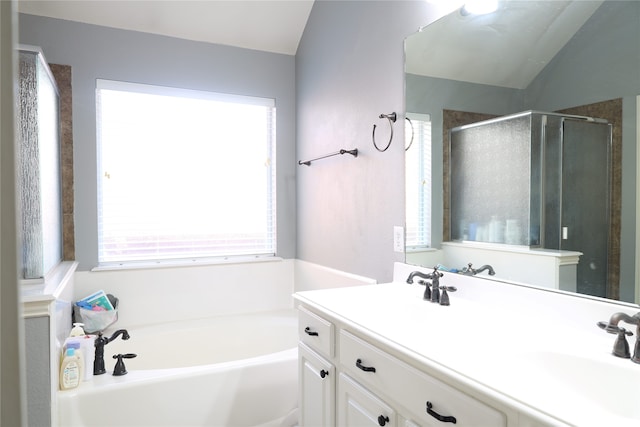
92, 255, 284, 272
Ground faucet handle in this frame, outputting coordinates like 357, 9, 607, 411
417, 280, 432, 301
613, 328, 633, 359
597, 321, 631, 334
598, 321, 633, 358
112, 353, 137, 376
438, 286, 457, 306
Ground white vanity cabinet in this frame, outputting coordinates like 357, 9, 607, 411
298, 306, 336, 426
297, 301, 511, 427
296, 263, 640, 426
299, 344, 335, 426
339, 373, 396, 426
339, 330, 506, 427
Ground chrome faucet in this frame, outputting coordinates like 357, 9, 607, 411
461, 263, 496, 276
597, 312, 640, 363
406, 267, 456, 304
94, 329, 130, 375
406, 270, 433, 284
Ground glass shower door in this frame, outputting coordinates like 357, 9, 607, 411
560, 118, 612, 297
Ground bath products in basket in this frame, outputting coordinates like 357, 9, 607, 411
73, 291, 119, 333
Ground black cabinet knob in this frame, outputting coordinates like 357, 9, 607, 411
377, 415, 389, 426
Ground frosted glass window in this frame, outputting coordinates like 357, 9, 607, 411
405, 113, 432, 249
96, 80, 276, 265
18, 49, 62, 279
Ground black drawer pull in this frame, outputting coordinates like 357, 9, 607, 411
320, 369, 329, 378
426, 401, 457, 424
356, 358, 376, 373
304, 327, 319, 336
377, 415, 389, 426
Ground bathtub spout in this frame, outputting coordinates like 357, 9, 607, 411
107, 329, 130, 342
94, 329, 130, 375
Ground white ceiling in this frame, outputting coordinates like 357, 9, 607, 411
19, 0, 606, 87
18, 0, 315, 55
405, 0, 604, 89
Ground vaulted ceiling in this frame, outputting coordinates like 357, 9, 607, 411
18, 0, 315, 55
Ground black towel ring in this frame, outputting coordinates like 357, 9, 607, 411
372, 112, 397, 152
405, 116, 415, 151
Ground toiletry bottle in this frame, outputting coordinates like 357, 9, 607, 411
60, 348, 81, 390
65, 342, 84, 384
70, 322, 85, 337
64, 334, 96, 381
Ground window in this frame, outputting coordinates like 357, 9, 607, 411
405, 113, 431, 249
96, 80, 276, 265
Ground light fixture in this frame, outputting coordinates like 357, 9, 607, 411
462, 0, 499, 15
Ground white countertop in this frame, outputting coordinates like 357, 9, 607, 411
294, 262, 640, 427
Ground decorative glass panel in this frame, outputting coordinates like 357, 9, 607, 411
18, 48, 62, 279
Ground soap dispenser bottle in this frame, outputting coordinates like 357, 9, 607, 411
59, 348, 82, 390
70, 322, 85, 337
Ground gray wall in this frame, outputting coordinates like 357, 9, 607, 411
2, 3, 27, 426
24, 317, 50, 427
296, 1, 443, 281
19, 13, 297, 271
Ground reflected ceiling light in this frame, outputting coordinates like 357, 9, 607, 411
425, 1, 466, 16
462, 0, 499, 15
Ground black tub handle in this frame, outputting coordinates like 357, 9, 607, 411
304, 327, 319, 336
320, 369, 329, 378
356, 358, 376, 373
426, 401, 457, 424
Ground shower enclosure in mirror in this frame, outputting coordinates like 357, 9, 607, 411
450, 110, 611, 297
18, 46, 63, 279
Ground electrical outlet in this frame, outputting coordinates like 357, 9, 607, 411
393, 226, 404, 253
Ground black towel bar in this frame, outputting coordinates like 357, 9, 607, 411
298, 148, 358, 166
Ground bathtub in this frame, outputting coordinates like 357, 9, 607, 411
57, 309, 299, 427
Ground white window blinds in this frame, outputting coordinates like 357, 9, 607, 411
96, 80, 276, 265
405, 113, 432, 249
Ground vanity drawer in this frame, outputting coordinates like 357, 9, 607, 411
339, 330, 506, 427
298, 305, 334, 357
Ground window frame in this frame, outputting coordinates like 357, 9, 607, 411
95, 79, 277, 267
405, 112, 432, 251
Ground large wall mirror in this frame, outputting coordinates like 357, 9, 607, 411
404, 0, 639, 303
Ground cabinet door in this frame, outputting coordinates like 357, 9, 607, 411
299, 343, 335, 427
338, 373, 395, 427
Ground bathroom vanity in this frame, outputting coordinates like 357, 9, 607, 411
294, 262, 640, 426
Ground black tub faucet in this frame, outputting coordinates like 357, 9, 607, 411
94, 329, 130, 375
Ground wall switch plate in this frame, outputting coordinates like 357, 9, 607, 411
393, 226, 404, 253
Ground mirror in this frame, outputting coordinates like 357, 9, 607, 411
404, 0, 639, 303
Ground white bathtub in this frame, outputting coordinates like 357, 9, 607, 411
57, 310, 299, 427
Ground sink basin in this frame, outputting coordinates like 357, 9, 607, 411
500, 350, 640, 423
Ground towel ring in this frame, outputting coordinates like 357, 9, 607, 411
404, 116, 415, 151
372, 112, 397, 152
